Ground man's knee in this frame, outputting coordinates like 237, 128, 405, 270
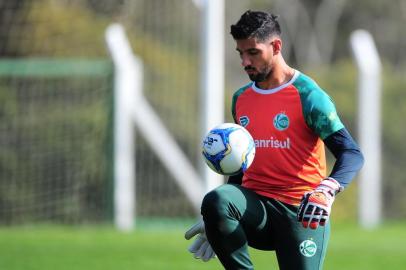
202, 187, 225, 217
201, 184, 239, 220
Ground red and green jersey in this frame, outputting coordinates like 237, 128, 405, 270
232, 71, 344, 205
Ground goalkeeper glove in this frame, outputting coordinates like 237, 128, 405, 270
297, 177, 343, 229
184, 220, 216, 262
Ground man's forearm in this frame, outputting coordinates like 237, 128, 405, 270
324, 128, 364, 187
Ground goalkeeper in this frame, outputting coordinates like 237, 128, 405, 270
185, 10, 364, 270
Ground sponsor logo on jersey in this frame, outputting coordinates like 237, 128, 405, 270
254, 137, 290, 149
239, 116, 249, 127
299, 239, 317, 257
273, 112, 289, 131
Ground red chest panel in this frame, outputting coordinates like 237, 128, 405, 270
234, 85, 326, 205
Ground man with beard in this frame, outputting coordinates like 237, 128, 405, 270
185, 10, 364, 270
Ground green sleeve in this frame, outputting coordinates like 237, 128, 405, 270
231, 83, 251, 123
293, 73, 344, 139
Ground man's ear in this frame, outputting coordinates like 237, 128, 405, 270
271, 39, 282, 55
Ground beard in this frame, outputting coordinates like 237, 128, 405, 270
245, 65, 272, 82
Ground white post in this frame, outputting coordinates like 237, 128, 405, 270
131, 98, 205, 212
200, 0, 225, 192
106, 23, 205, 221
349, 30, 382, 228
106, 24, 140, 231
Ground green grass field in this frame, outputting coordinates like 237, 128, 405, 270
1, 221, 405, 270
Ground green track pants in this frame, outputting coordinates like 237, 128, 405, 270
201, 184, 330, 270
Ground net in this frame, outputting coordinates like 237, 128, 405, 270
0, 59, 113, 224
1, 0, 406, 226
0, 0, 201, 225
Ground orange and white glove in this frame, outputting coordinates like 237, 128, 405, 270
184, 220, 216, 261
297, 177, 343, 229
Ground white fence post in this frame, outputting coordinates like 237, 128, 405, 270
200, 0, 225, 192
350, 29, 382, 228
106, 24, 139, 231
106, 24, 206, 230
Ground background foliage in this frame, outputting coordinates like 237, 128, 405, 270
0, 0, 405, 225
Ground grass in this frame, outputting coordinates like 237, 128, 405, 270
0, 221, 405, 270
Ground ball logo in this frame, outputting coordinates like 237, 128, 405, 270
239, 116, 249, 127
299, 240, 317, 257
273, 112, 289, 131
204, 136, 218, 146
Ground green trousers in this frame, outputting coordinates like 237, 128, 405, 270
201, 184, 330, 270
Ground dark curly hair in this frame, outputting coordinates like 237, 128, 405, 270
230, 10, 281, 42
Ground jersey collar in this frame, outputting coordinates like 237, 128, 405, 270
251, 70, 300, 94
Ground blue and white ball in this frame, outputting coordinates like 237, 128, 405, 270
202, 123, 256, 176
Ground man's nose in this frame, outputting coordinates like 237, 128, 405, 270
241, 55, 251, 67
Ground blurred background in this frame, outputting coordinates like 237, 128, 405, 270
0, 0, 405, 269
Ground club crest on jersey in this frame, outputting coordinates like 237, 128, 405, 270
299, 239, 317, 257
239, 116, 249, 127
273, 112, 289, 131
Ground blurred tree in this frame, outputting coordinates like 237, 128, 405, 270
273, 0, 347, 67
229, 0, 406, 69
0, 0, 28, 56
0, 0, 405, 223
338, 0, 406, 69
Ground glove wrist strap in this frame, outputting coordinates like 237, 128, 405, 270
315, 177, 343, 196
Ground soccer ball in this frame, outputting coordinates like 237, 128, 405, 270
202, 123, 256, 176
